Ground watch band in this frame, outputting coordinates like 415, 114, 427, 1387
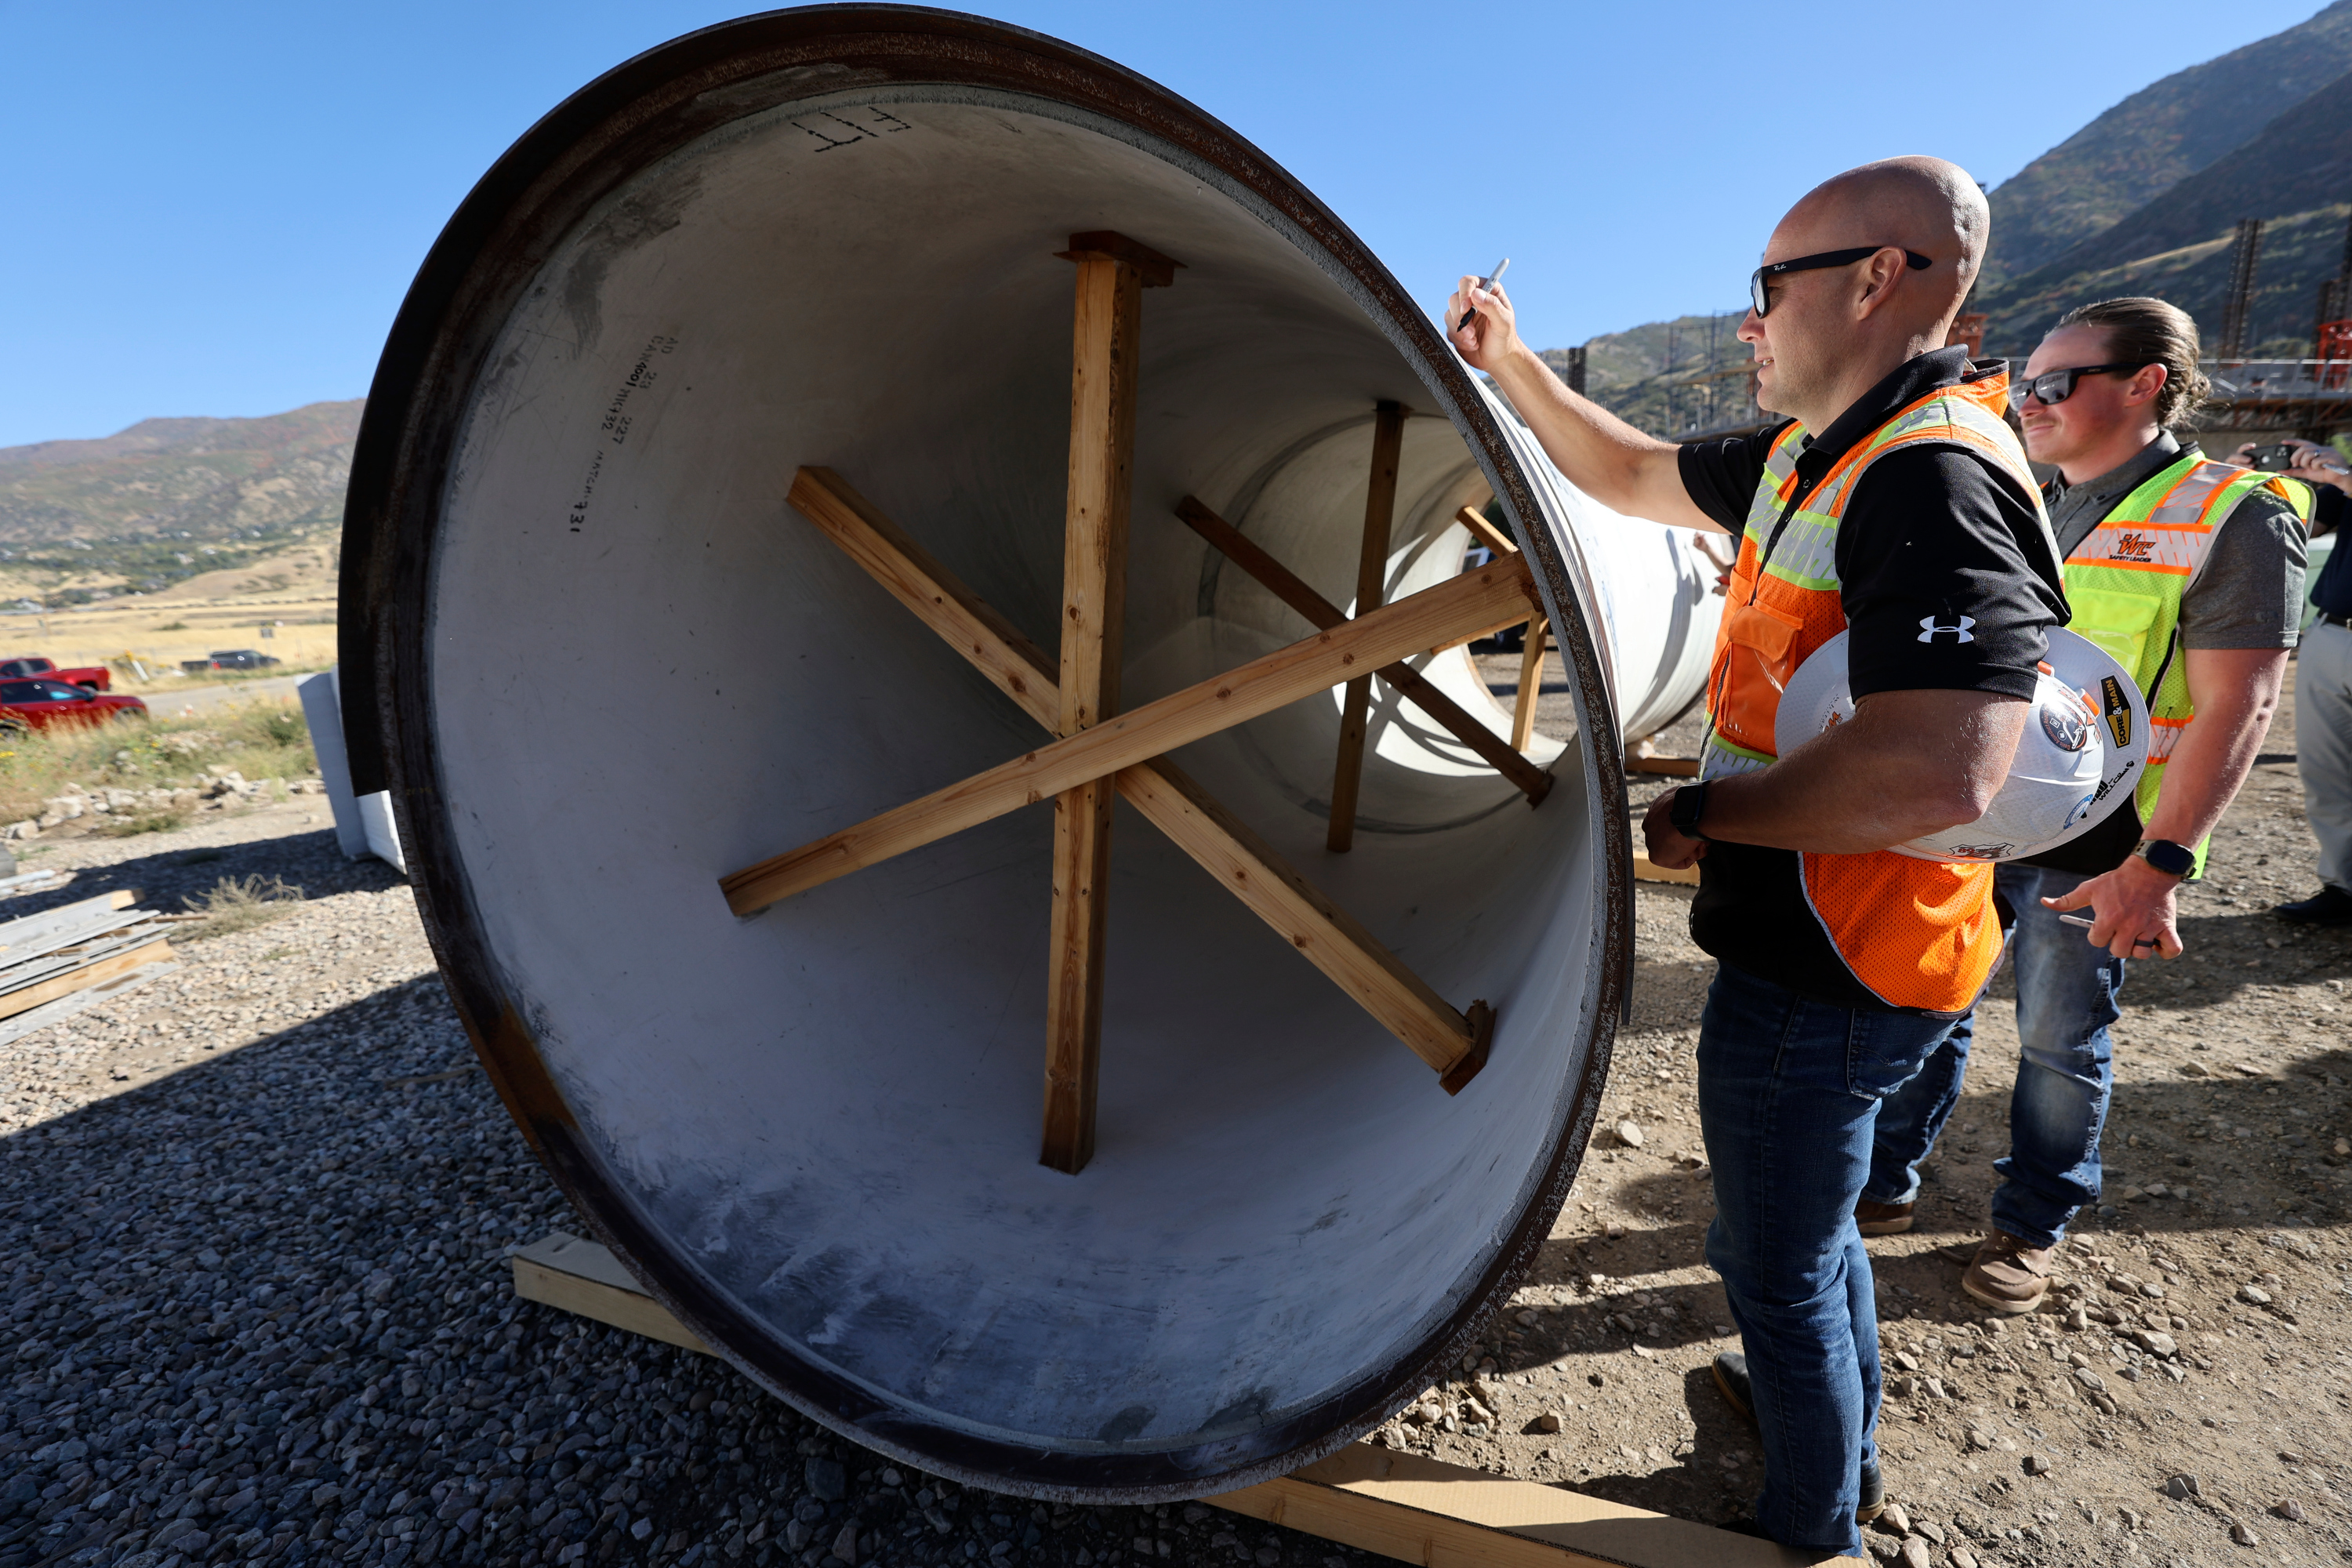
1669, 781, 1710, 841
2134, 839, 2195, 878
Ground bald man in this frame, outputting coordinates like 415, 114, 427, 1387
1450, 158, 2066, 1555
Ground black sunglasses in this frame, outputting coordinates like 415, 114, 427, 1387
1749, 246, 1933, 316
2012, 362, 2154, 406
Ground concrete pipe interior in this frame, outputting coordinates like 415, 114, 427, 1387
344, 9, 1655, 1501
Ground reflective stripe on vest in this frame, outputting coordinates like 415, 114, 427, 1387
2061, 454, 2310, 877
1698, 370, 2046, 1013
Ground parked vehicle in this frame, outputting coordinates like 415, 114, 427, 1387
0, 680, 147, 732
182, 649, 282, 673
0, 656, 111, 692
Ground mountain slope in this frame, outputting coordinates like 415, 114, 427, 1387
0, 401, 360, 602
1974, 70, 2352, 357
1982, 1, 2352, 285
0, 401, 361, 544
2027, 70, 2352, 281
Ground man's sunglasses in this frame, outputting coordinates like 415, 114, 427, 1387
2011, 362, 2154, 406
1749, 246, 1933, 317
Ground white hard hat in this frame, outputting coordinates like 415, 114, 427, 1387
1773, 626, 2151, 862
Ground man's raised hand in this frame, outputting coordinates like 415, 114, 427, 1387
1447, 274, 1518, 372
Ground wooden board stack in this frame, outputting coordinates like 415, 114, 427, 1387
0, 888, 180, 1045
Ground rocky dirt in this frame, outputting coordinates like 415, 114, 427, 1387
1447, 646, 2352, 1564
0, 658, 2344, 1568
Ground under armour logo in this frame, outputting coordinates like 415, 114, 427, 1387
1918, 615, 1976, 643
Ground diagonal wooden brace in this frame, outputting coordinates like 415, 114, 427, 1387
1177, 496, 1552, 804
770, 468, 1493, 1083
1327, 402, 1406, 853
720, 555, 1538, 915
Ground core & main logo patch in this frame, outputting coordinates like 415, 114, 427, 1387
2100, 676, 2132, 748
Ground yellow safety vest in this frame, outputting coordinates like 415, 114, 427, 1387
2060, 453, 2310, 877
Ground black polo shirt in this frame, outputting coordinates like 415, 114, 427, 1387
1673, 347, 2070, 1013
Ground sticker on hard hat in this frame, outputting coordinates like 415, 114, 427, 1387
2101, 676, 2131, 748
1774, 627, 2151, 862
2040, 696, 2092, 753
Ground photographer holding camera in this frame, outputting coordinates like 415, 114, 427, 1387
2228, 436, 2352, 925
1861, 297, 2310, 1314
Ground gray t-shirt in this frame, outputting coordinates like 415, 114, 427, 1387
2044, 433, 2308, 649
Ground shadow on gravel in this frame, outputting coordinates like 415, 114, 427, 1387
0, 978, 1381, 1568
5, 828, 407, 924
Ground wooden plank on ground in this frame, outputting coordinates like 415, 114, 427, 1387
0, 959, 178, 1049
1177, 496, 1550, 805
1328, 402, 1407, 853
508, 1236, 1811, 1568
720, 558, 1538, 915
0, 887, 140, 946
781, 475, 1489, 1086
1042, 238, 1153, 1174
0, 936, 174, 1022
1632, 850, 1700, 887
510, 1232, 710, 1354
1210, 1445, 1836, 1568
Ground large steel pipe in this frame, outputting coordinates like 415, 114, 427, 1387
339, 5, 1708, 1501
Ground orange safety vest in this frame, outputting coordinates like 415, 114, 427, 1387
1698, 367, 2047, 1014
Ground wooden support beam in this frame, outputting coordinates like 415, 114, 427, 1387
1210, 1444, 1831, 1568
508, 1234, 1819, 1568
1119, 760, 1486, 1080
1041, 238, 1154, 1174
788, 469, 1058, 730
782, 468, 1490, 1085
1632, 848, 1700, 887
1511, 618, 1549, 753
1625, 738, 1701, 778
1328, 402, 1407, 852
1455, 503, 1519, 557
511, 1232, 711, 1354
1177, 496, 1551, 806
720, 557, 1538, 916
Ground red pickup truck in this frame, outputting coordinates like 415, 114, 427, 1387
0, 656, 110, 692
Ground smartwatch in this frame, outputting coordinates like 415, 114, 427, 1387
1669, 781, 1711, 842
2134, 839, 2195, 878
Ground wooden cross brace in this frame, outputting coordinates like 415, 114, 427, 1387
720, 238, 1530, 1171
1174, 496, 1551, 804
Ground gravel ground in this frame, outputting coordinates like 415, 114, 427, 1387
1, 659, 2344, 1568
0, 800, 1381, 1568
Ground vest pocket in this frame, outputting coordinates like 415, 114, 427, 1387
2063, 583, 2162, 674
1711, 599, 1806, 755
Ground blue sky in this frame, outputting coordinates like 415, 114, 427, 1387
1, 0, 2332, 447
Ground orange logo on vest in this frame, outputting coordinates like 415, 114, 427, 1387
2108, 532, 2155, 561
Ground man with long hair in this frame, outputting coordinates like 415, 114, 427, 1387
1863, 297, 2310, 1311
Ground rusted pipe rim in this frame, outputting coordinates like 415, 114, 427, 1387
341, 5, 1633, 1500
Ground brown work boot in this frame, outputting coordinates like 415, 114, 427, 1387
1854, 1198, 1915, 1236
1961, 1230, 2054, 1314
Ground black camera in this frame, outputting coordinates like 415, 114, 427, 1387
2249, 442, 2303, 471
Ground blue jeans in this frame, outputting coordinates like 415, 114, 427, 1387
1698, 962, 1961, 1555
1867, 862, 2119, 1248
